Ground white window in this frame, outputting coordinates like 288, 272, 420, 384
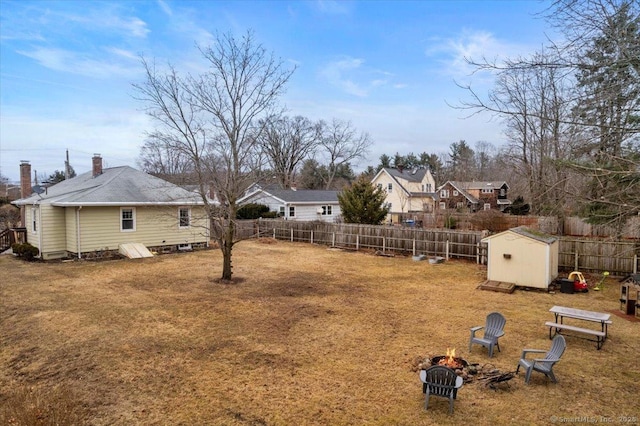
279, 206, 285, 216
289, 206, 295, 217
121, 207, 136, 232
484, 203, 491, 210
439, 202, 446, 210
386, 202, 392, 210
377, 183, 382, 190
321, 205, 332, 216
179, 207, 191, 228
482, 188, 494, 194
387, 183, 393, 192
453, 190, 459, 196
425, 183, 432, 192
456, 202, 464, 208
31, 207, 37, 233
440, 189, 449, 198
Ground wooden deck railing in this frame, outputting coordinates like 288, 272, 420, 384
0, 227, 27, 253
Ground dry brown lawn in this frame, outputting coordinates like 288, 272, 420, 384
1, 239, 638, 425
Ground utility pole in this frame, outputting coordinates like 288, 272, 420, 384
65, 149, 70, 180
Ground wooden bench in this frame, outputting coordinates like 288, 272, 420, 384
545, 322, 606, 349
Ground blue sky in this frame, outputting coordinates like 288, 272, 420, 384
0, 0, 552, 182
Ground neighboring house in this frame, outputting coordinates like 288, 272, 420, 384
238, 185, 340, 222
370, 167, 437, 222
12, 155, 209, 260
481, 226, 558, 289
437, 181, 511, 212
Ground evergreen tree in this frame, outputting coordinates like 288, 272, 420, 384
337, 176, 389, 224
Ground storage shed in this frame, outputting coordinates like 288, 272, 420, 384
481, 226, 559, 289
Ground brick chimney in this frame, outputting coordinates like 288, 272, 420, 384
20, 161, 32, 198
92, 154, 103, 177
19, 161, 32, 227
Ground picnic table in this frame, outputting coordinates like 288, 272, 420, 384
545, 305, 612, 350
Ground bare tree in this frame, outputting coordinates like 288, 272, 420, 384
258, 115, 319, 188
316, 119, 371, 189
133, 31, 295, 281
137, 134, 195, 184
455, 0, 639, 227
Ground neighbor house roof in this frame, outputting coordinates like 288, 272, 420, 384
13, 166, 204, 207
383, 167, 430, 183
439, 181, 479, 204
240, 188, 340, 205
451, 181, 509, 190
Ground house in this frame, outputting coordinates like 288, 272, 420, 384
12, 155, 209, 260
481, 226, 558, 289
238, 185, 340, 222
370, 167, 437, 223
437, 181, 511, 212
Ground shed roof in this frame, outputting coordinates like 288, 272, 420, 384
481, 226, 557, 245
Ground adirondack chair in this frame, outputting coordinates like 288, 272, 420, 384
516, 335, 566, 384
419, 366, 463, 414
468, 312, 506, 357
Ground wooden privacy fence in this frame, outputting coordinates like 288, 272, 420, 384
237, 219, 487, 262
236, 219, 640, 275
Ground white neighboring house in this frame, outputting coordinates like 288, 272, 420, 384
370, 167, 437, 222
12, 155, 210, 260
238, 186, 341, 222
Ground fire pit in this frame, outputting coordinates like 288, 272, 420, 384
430, 348, 469, 372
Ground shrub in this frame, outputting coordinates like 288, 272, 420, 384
236, 203, 271, 219
11, 242, 40, 261
443, 215, 457, 229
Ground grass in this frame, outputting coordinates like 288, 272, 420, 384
1, 239, 638, 425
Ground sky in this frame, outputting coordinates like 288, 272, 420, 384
0, 0, 554, 183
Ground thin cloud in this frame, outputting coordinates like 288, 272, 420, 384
320, 57, 368, 97
319, 57, 404, 97
17, 47, 141, 79
313, 0, 352, 15
157, 0, 173, 17
427, 29, 534, 80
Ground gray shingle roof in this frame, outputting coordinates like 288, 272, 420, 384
384, 167, 429, 183
13, 166, 203, 206
260, 189, 340, 203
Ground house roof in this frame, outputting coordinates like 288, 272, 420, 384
450, 181, 509, 190
482, 226, 557, 245
383, 167, 430, 183
240, 188, 340, 205
439, 181, 479, 204
13, 166, 204, 207
371, 167, 436, 199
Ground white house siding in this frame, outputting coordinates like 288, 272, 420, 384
246, 193, 283, 212
371, 169, 436, 216
289, 204, 341, 222
485, 232, 557, 289
74, 206, 209, 254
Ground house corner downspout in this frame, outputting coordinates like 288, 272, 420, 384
76, 206, 82, 259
